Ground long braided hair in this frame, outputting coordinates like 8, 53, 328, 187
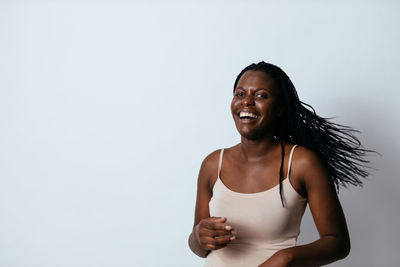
233, 61, 373, 206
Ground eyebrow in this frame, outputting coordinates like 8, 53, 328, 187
235, 87, 273, 93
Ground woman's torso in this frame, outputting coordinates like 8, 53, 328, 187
204, 144, 308, 267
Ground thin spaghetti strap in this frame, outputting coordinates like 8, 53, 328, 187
287, 145, 298, 179
217, 149, 224, 178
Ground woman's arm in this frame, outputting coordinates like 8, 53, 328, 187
188, 151, 236, 258
260, 148, 350, 267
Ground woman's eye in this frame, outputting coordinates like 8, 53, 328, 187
256, 93, 268, 98
234, 92, 244, 97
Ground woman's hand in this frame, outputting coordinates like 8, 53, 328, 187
194, 216, 236, 251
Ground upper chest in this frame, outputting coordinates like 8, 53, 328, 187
211, 146, 304, 195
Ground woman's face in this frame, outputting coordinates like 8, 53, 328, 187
231, 70, 283, 140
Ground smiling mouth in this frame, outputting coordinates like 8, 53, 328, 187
238, 111, 258, 120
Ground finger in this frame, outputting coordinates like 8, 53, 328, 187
207, 221, 232, 231
210, 216, 227, 221
213, 235, 234, 246
199, 228, 233, 238
201, 237, 224, 249
201, 236, 231, 250
199, 217, 225, 228
202, 232, 235, 245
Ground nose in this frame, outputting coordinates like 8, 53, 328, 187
242, 95, 255, 106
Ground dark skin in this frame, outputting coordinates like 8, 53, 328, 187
188, 71, 350, 266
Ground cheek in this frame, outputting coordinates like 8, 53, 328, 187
256, 101, 271, 113
230, 99, 237, 114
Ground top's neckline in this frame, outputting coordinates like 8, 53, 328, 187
216, 175, 288, 196
215, 175, 306, 200
214, 144, 306, 199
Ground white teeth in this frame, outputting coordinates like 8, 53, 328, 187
239, 112, 257, 119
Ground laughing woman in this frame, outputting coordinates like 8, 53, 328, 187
188, 62, 372, 267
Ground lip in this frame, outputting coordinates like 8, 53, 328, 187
238, 117, 257, 124
237, 109, 259, 116
236, 109, 259, 123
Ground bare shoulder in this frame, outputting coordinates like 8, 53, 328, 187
198, 149, 223, 190
292, 145, 325, 171
291, 145, 332, 195
201, 149, 221, 170
193, 149, 223, 227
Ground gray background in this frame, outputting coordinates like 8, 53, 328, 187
0, 0, 399, 266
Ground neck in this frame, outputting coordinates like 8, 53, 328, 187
239, 135, 281, 162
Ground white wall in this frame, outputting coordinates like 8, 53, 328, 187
0, 1, 399, 266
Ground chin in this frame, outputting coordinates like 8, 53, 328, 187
239, 130, 264, 140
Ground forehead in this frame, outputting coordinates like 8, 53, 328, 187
236, 70, 277, 91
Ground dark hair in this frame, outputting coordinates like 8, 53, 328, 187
234, 61, 373, 206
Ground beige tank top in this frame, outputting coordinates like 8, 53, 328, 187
204, 145, 307, 267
